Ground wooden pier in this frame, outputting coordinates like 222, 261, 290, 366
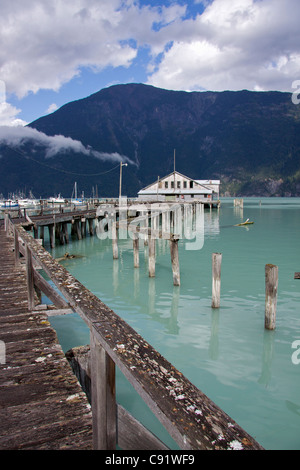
0, 213, 264, 451
0, 224, 92, 450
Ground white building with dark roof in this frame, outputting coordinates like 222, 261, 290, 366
137, 171, 220, 203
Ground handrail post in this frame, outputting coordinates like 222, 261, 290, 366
4, 213, 10, 237
25, 245, 35, 311
90, 332, 116, 450
14, 226, 20, 265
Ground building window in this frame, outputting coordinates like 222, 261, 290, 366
190, 181, 194, 188
183, 181, 187, 188
171, 181, 174, 188
177, 181, 181, 188
165, 182, 168, 189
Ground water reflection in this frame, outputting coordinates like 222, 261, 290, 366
258, 330, 275, 387
209, 310, 220, 360
286, 400, 300, 416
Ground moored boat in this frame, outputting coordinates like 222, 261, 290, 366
71, 182, 85, 205
48, 194, 65, 204
18, 198, 40, 208
0, 199, 19, 209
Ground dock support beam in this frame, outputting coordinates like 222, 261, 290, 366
265, 264, 278, 330
90, 332, 116, 450
48, 224, 55, 248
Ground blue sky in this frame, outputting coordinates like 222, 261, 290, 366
1, 0, 300, 127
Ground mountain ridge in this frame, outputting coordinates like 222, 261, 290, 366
1, 83, 300, 198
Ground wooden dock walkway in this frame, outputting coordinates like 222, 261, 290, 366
0, 225, 93, 450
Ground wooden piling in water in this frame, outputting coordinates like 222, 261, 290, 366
148, 237, 156, 277
39, 225, 44, 245
75, 219, 82, 240
265, 264, 278, 330
212, 253, 222, 308
88, 218, 94, 236
48, 224, 55, 248
170, 237, 180, 286
81, 218, 86, 238
133, 234, 139, 268
112, 222, 118, 260
63, 222, 69, 244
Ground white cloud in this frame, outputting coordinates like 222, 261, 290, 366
1, 0, 300, 103
0, 79, 27, 126
0, 0, 188, 99
0, 125, 133, 163
0, 0, 141, 98
147, 0, 300, 92
0, 102, 27, 127
47, 103, 59, 114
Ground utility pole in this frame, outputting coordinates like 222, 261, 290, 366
173, 149, 176, 192
119, 162, 128, 201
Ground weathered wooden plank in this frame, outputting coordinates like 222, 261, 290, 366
117, 405, 168, 451
33, 269, 70, 309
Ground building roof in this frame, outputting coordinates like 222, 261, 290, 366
138, 171, 215, 194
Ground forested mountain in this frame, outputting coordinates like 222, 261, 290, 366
1, 83, 300, 198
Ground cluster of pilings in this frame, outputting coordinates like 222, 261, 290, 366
33, 215, 98, 248
211, 253, 280, 331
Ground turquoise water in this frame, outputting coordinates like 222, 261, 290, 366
48, 198, 300, 450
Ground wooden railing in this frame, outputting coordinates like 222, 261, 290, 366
4, 214, 264, 450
